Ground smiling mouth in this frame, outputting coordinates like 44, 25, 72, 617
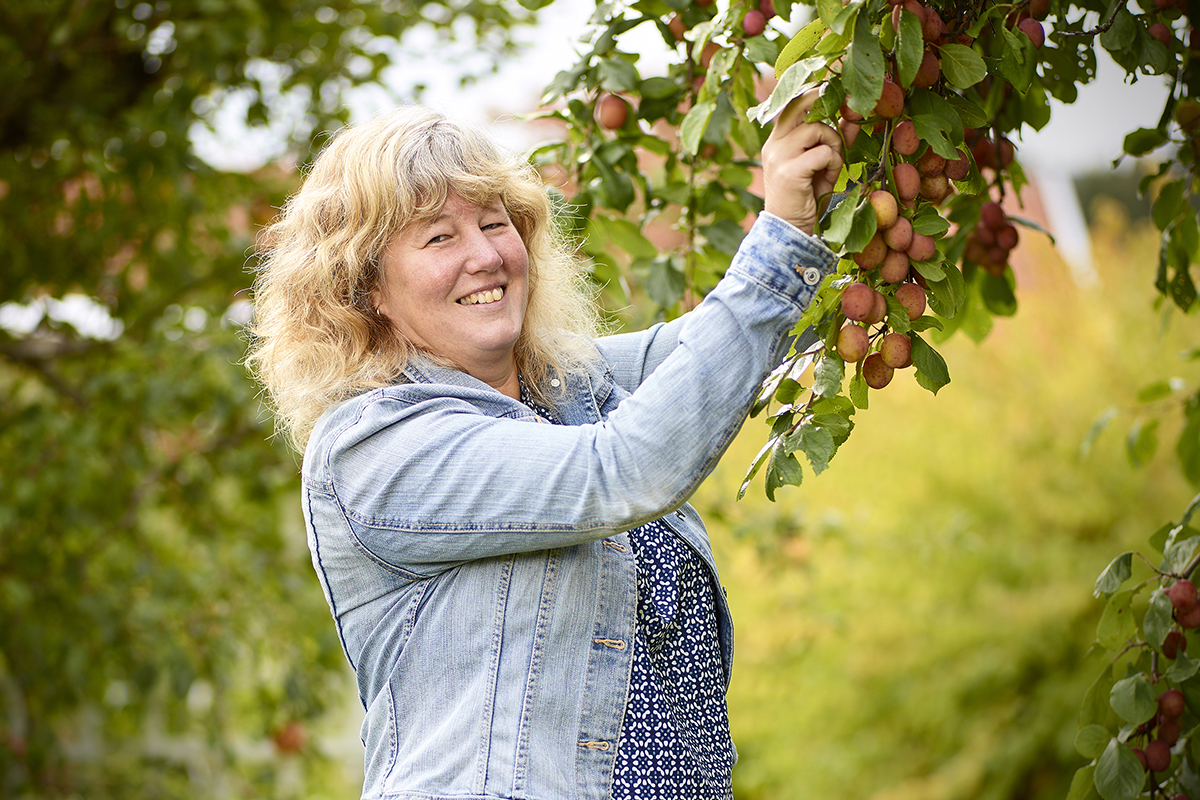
458, 287, 504, 306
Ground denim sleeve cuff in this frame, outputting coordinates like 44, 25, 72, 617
726, 211, 839, 309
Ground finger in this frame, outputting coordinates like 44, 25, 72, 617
789, 119, 844, 159
771, 91, 821, 138
794, 144, 842, 187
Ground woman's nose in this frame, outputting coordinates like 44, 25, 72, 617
463, 230, 504, 272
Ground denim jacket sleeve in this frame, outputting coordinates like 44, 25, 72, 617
593, 215, 830, 393
306, 212, 837, 569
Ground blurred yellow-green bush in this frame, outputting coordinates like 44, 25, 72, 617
694, 204, 1198, 800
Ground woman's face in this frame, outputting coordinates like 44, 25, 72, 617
375, 193, 530, 385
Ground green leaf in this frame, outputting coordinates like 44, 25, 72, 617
1167, 648, 1200, 683
1138, 27, 1172, 75
701, 219, 748, 255
1094, 552, 1133, 598
1161, 236, 1199, 311
681, 98, 716, 155
849, 364, 870, 409
925, 263, 966, 317
587, 215, 658, 260
1138, 380, 1175, 403
1149, 521, 1175, 555
598, 56, 639, 93
1124, 127, 1169, 157
787, 422, 837, 475
818, 0, 857, 36
822, 183, 864, 248
996, 24, 1036, 90
895, 11, 924, 88
910, 256, 947, 282
1126, 418, 1160, 468
775, 17, 828, 78
765, 438, 804, 500
1144, 588, 1174, 649
909, 316, 943, 333
590, 156, 636, 212
911, 210, 951, 236
1080, 665, 1117, 727
812, 409, 854, 443
813, 354, 845, 398
843, 7, 884, 119
1096, 590, 1135, 649
739, 435, 779, 500
1153, 179, 1186, 232
980, 272, 1018, 316
844, 196, 880, 254
1075, 725, 1112, 759
910, 333, 950, 394
1101, 6, 1138, 51
1094, 738, 1146, 800
1020, 79, 1052, 131
748, 56, 826, 125
944, 91, 990, 128
644, 255, 687, 308
702, 91, 735, 146
1178, 400, 1200, 486
908, 89, 964, 159
1176, 207, 1200, 263
640, 76, 680, 100
1162, 534, 1199, 574
885, 295, 912, 334
938, 43, 987, 89
1067, 765, 1100, 800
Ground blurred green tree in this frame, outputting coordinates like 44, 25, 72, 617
0, 1, 530, 796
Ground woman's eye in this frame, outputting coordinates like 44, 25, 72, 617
426, 234, 449, 245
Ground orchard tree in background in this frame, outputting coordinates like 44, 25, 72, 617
0, 1, 531, 797
525, 0, 1200, 798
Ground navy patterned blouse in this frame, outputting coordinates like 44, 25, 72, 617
520, 381, 735, 799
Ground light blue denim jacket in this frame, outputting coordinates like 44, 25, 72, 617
301, 213, 837, 800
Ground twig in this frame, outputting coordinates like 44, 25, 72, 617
1058, 3, 1124, 36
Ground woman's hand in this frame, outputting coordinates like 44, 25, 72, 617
761, 92, 844, 236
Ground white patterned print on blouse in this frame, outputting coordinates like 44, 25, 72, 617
519, 379, 735, 800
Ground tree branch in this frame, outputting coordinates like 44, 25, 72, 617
1058, 4, 1124, 37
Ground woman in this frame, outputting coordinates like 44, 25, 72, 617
247, 96, 841, 800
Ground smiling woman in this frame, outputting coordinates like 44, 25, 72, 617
374, 194, 530, 398
247, 107, 600, 450
245, 103, 842, 800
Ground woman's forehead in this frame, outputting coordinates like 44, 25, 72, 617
409, 191, 505, 222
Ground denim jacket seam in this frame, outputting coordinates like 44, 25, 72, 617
725, 243, 837, 303
334, 501, 433, 581
512, 549, 561, 794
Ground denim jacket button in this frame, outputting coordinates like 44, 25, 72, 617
800, 266, 822, 286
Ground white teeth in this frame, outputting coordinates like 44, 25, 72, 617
459, 287, 504, 305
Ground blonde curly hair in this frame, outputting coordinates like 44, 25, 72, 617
245, 106, 601, 451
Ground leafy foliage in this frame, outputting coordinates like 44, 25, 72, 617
528, 8, 1200, 797
526, 0, 1200, 500
0, 1, 531, 796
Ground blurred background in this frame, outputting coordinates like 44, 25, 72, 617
1, 1, 1196, 798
